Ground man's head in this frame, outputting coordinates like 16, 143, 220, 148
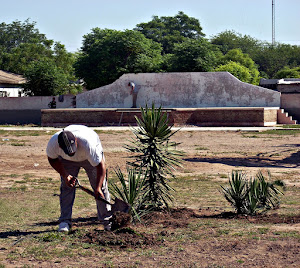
58, 130, 77, 156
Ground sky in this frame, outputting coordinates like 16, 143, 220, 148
1, 0, 300, 52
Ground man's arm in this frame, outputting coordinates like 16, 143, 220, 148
95, 160, 106, 199
48, 157, 76, 187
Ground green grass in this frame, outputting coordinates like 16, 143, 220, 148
281, 124, 300, 128
1, 167, 300, 266
0, 130, 56, 137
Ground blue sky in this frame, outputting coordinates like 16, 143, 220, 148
1, 0, 299, 52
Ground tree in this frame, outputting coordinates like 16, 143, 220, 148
210, 30, 261, 56
215, 61, 252, 83
0, 19, 81, 95
253, 43, 300, 78
167, 38, 218, 72
75, 29, 163, 89
135, 11, 205, 54
216, 49, 260, 84
0, 19, 52, 53
23, 59, 69, 96
275, 66, 300, 79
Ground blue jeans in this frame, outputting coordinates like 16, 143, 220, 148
58, 158, 111, 226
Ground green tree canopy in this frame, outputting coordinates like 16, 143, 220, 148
75, 28, 163, 89
253, 43, 300, 78
166, 38, 218, 72
217, 49, 260, 84
135, 11, 205, 54
0, 19, 81, 95
215, 61, 252, 84
23, 59, 69, 96
0, 19, 52, 53
274, 66, 300, 79
210, 30, 261, 56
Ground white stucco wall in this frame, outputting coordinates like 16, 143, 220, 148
76, 72, 281, 108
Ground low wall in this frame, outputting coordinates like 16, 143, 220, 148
41, 107, 279, 127
0, 95, 75, 125
0, 95, 75, 110
76, 72, 281, 108
0, 110, 41, 125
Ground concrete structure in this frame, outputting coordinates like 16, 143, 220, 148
40, 72, 287, 127
0, 95, 75, 125
260, 78, 300, 121
41, 107, 285, 127
77, 72, 280, 108
0, 70, 26, 97
1, 72, 297, 126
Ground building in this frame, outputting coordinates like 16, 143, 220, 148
0, 70, 26, 97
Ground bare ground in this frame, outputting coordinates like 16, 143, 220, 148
1, 128, 300, 267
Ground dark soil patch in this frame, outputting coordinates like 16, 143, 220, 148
203, 210, 300, 224
246, 213, 300, 224
142, 207, 201, 228
81, 227, 160, 249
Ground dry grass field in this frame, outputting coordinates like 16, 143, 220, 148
1, 127, 300, 267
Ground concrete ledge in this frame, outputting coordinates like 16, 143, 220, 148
41, 107, 280, 127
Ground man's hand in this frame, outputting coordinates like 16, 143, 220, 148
94, 188, 105, 200
64, 175, 76, 188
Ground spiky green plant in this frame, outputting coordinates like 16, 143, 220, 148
220, 170, 249, 214
109, 167, 150, 221
221, 170, 285, 215
255, 170, 284, 210
125, 103, 183, 209
245, 177, 260, 215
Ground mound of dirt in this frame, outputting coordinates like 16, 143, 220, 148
110, 211, 132, 231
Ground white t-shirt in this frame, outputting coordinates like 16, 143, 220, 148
46, 125, 104, 167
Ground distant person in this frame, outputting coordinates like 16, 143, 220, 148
48, 97, 57, 109
128, 81, 139, 108
46, 125, 111, 232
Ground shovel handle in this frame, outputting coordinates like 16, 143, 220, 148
76, 182, 112, 206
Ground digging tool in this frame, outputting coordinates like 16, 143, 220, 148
74, 178, 130, 213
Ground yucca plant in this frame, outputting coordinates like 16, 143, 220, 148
255, 170, 284, 210
220, 170, 249, 214
245, 177, 260, 215
125, 103, 183, 209
221, 170, 285, 215
109, 166, 150, 222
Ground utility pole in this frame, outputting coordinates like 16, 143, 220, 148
272, 0, 275, 45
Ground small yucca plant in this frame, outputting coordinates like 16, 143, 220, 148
255, 170, 284, 210
221, 170, 248, 214
221, 170, 285, 215
109, 167, 150, 222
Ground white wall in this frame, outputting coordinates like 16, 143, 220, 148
0, 87, 23, 97
76, 72, 281, 108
